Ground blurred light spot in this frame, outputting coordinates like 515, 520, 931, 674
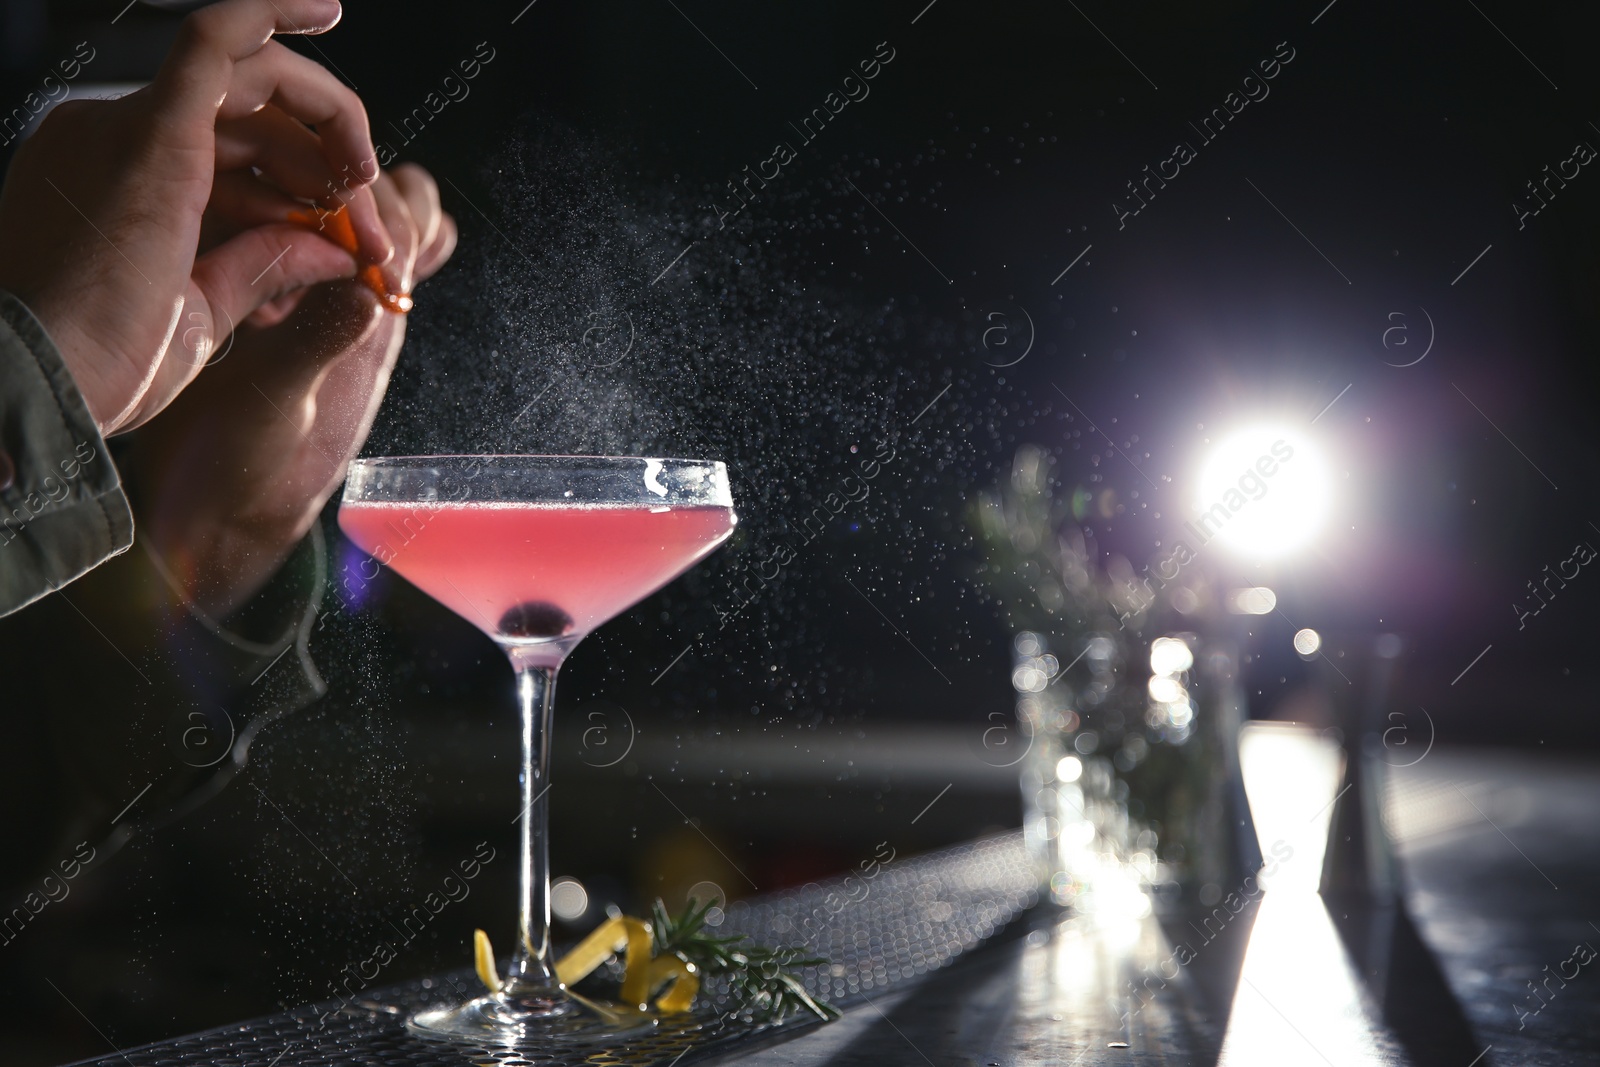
1049, 870, 1080, 904
1148, 675, 1185, 703
1293, 628, 1322, 656
1226, 586, 1277, 615
1012, 665, 1049, 693
1195, 424, 1333, 558
1055, 755, 1083, 783
1150, 636, 1194, 675
551, 877, 589, 922
686, 879, 726, 909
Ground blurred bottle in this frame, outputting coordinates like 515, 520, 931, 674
981, 445, 1261, 911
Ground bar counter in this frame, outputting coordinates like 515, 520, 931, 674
57, 747, 1599, 1067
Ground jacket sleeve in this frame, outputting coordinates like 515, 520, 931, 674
0, 288, 134, 616
0, 286, 333, 898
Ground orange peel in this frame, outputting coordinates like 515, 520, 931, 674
473, 916, 699, 1015
285, 203, 412, 314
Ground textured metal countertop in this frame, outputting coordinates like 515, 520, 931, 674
60, 748, 1600, 1067
60, 832, 1038, 1067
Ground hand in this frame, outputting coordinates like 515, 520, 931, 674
0, 0, 392, 437
130, 164, 456, 616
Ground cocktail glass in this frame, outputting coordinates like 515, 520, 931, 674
338, 455, 737, 1045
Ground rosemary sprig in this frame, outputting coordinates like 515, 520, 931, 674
650, 897, 841, 1023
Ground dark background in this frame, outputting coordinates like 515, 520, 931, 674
2, 0, 1599, 1062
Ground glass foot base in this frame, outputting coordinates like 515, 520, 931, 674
408, 990, 658, 1047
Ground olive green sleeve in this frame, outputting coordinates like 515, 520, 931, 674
0, 288, 134, 616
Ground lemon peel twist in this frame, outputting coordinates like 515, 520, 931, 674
473, 917, 699, 1015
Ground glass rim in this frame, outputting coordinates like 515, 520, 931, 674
348, 453, 726, 467
342, 453, 734, 508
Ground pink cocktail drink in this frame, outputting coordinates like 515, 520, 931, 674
338, 501, 735, 662
340, 456, 735, 1046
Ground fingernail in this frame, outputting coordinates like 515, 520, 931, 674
306, 1, 343, 31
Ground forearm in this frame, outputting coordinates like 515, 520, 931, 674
0, 514, 327, 840
0, 509, 327, 906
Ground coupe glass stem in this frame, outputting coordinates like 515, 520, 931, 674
503, 659, 564, 1010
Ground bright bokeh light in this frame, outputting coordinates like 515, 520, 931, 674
1293, 627, 1322, 655
687, 880, 727, 909
1148, 675, 1186, 703
550, 876, 589, 921
1149, 635, 1194, 675
1225, 586, 1278, 615
1194, 423, 1333, 558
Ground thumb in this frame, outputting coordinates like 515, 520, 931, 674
191, 222, 361, 338
117, 223, 363, 432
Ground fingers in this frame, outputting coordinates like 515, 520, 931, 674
304, 309, 404, 476
215, 109, 391, 264
416, 213, 458, 284
243, 277, 387, 402
243, 289, 310, 329
187, 222, 364, 362
215, 110, 331, 196
204, 170, 306, 239
151, 0, 349, 139
288, 172, 427, 460
147, 0, 388, 261
298, 168, 457, 480
390, 163, 441, 251
218, 41, 388, 262
390, 163, 457, 285
116, 221, 368, 431
202, 163, 451, 323
369, 171, 420, 293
